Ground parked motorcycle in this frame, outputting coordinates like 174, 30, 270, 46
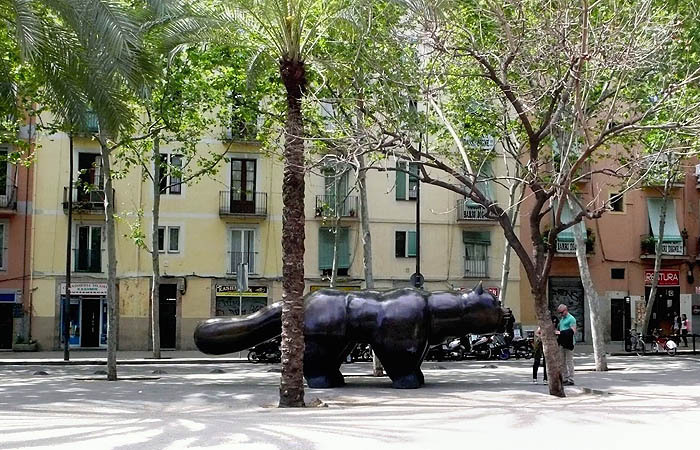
469, 333, 511, 360
507, 333, 533, 359
350, 343, 373, 362
247, 336, 282, 363
651, 329, 677, 356
426, 337, 468, 361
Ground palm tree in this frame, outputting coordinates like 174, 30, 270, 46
3, 0, 152, 380
161, 0, 344, 406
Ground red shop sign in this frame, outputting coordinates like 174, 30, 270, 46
487, 287, 501, 298
644, 269, 680, 286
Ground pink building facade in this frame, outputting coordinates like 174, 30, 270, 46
519, 161, 700, 343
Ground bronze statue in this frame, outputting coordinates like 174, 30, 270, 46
194, 284, 509, 389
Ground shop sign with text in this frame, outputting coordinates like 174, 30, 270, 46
60, 283, 108, 296
215, 285, 267, 297
644, 270, 680, 286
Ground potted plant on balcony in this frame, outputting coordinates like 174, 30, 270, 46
641, 236, 656, 255
12, 335, 38, 352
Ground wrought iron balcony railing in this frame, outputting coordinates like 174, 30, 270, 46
219, 191, 267, 217
315, 195, 358, 218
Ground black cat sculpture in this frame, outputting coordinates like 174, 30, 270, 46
194, 284, 509, 389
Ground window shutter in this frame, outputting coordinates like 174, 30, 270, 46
395, 162, 406, 200
338, 228, 350, 269
318, 228, 334, 269
407, 231, 417, 257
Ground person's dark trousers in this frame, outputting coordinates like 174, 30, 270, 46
532, 345, 547, 381
682, 330, 688, 347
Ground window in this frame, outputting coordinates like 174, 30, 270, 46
0, 147, 8, 196
229, 159, 257, 213
157, 226, 180, 253
159, 154, 182, 195
611, 268, 625, 279
609, 192, 624, 212
319, 227, 350, 275
395, 161, 419, 200
463, 231, 490, 278
229, 229, 256, 274
0, 222, 6, 270
395, 231, 416, 258
75, 225, 102, 272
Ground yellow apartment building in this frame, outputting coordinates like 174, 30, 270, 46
28, 122, 520, 351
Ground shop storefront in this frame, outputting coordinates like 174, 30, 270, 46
0, 291, 18, 349
644, 269, 680, 335
215, 285, 268, 316
548, 277, 585, 342
59, 283, 108, 348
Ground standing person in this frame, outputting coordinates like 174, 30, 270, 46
681, 314, 690, 347
672, 312, 681, 339
532, 315, 558, 384
555, 304, 576, 386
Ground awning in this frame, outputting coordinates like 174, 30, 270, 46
554, 199, 586, 242
647, 198, 682, 242
463, 230, 491, 244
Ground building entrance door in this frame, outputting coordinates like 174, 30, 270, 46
610, 298, 631, 341
0, 303, 13, 349
644, 286, 680, 335
81, 298, 100, 347
548, 277, 585, 342
159, 284, 177, 349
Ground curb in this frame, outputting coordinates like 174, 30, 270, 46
0, 358, 248, 366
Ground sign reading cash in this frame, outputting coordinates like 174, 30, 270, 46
215, 285, 268, 297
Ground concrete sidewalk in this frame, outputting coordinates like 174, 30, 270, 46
1, 354, 700, 449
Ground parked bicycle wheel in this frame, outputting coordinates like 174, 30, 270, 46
247, 350, 259, 363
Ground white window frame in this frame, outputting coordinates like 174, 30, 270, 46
157, 225, 181, 254
73, 223, 105, 273
158, 153, 183, 195
228, 227, 257, 274
0, 221, 7, 271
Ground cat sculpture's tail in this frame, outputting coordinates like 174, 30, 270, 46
194, 302, 283, 355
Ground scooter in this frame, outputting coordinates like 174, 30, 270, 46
651, 329, 677, 356
469, 334, 493, 360
426, 337, 468, 361
350, 343, 373, 362
507, 333, 533, 359
247, 336, 282, 363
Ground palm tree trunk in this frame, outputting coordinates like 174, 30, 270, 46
98, 134, 119, 381
151, 133, 162, 359
279, 58, 307, 408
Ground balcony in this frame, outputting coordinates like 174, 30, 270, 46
464, 258, 489, 278
641, 235, 684, 257
219, 191, 267, 218
0, 184, 17, 211
457, 200, 491, 221
74, 248, 102, 273
315, 195, 358, 219
227, 251, 258, 275
63, 187, 113, 214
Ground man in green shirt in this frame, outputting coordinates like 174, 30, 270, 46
555, 304, 577, 386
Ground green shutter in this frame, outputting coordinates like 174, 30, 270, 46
407, 231, 417, 256
319, 227, 351, 269
466, 161, 493, 205
338, 228, 350, 268
463, 230, 491, 244
395, 162, 406, 200
319, 228, 334, 269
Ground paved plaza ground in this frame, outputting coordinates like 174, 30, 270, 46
0, 350, 698, 449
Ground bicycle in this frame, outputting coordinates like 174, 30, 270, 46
628, 329, 646, 356
651, 329, 677, 356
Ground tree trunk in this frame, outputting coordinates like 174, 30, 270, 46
642, 178, 671, 335
570, 201, 608, 371
151, 133, 162, 359
534, 288, 566, 397
357, 151, 383, 376
278, 58, 307, 408
499, 182, 522, 305
329, 213, 340, 288
99, 134, 119, 381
